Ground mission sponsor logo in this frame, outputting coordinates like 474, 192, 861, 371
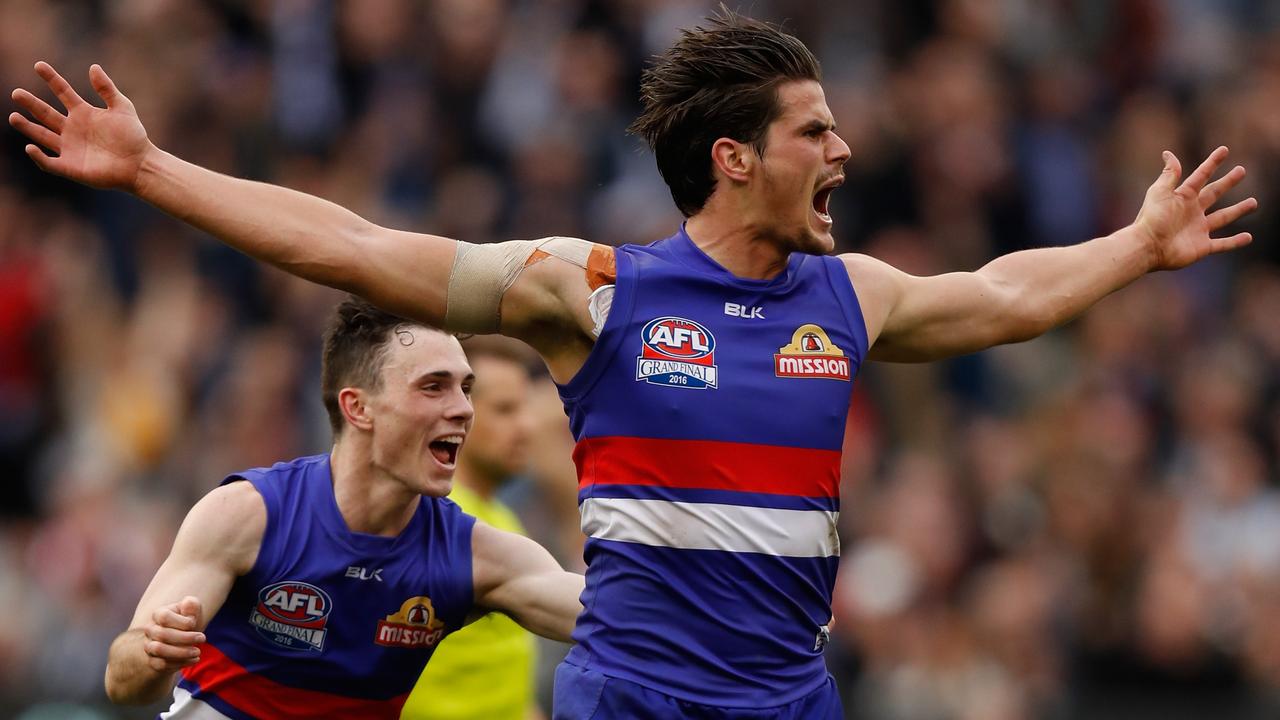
249, 581, 332, 651
375, 596, 446, 648
635, 316, 718, 389
774, 324, 851, 381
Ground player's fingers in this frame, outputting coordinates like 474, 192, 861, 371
1159, 150, 1182, 189
144, 638, 201, 661
1208, 232, 1252, 255
147, 654, 200, 673
23, 144, 60, 174
1180, 145, 1228, 195
10, 88, 66, 132
89, 64, 128, 109
8, 113, 61, 153
1200, 165, 1246, 209
34, 61, 86, 110
145, 624, 206, 647
177, 595, 202, 621
1206, 197, 1258, 232
154, 606, 199, 631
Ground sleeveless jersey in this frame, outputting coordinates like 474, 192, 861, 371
404, 484, 536, 719
557, 227, 867, 707
163, 454, 476, 719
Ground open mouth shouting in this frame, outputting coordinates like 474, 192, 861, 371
428, 433, 464, 469
812, 175, 843, 226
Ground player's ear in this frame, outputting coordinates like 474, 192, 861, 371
710, 137, 754, 183
338, 387, 374, 431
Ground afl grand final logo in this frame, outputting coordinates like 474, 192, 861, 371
774, 324, 851, 381
635, 316, 719, 389
249, 581, 332, 651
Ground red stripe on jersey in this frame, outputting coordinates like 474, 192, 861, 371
574, 436, 840, 498
182, 643, 408, 719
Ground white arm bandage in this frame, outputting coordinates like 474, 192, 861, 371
445, 236, 599, 334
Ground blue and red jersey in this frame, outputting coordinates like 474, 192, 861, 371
164, 454, 475, 719
558, 226, 867, 706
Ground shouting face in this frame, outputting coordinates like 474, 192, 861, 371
753, 80, 850, 254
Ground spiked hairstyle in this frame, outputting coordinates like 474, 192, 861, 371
628, 7, 822, 217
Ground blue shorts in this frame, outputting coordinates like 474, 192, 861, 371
552, 661, 842, 720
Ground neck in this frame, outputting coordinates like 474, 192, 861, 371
329, 439, 420, 537
685, 209, 791, 280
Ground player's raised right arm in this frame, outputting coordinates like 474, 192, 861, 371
9, 62, 454, 325
104, 482, 265, 705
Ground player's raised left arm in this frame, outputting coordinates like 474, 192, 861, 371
847, 147, 1257, 362
470, 521, 584, 643
10, 62, 491, 331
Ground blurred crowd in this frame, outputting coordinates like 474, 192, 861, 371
1, 0, 1279, 718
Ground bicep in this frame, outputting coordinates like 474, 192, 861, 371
127, 482, 266, 631
348, 227, 458, 327
471, 522, 565, 609
842, 254, 1024, 363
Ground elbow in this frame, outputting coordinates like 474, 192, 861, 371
997, 286, 1062, 345
1000, 313, 1046, 345
103, 662, 163, 706
103, 669, 133, 705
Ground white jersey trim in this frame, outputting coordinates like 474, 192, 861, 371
580, 497, 839, 558
161, 685, 234, 719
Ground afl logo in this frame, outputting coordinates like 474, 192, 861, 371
641, 317, 715, 360
249, 581, 332, 651
636, 316, 719, 390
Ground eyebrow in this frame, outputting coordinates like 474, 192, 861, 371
800, 119, 836, 134
413, 370, 476, 384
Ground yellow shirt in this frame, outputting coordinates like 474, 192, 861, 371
401, 485, 536, 720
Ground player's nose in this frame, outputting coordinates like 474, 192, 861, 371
445, 388, 474, 423
828, 131, 851, 166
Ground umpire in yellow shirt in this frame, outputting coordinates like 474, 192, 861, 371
403, 337, 546, 720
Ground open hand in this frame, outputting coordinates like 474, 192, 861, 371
9, 62, 152, 192
142, 596, 205, 672
1134, 146, 1258, 271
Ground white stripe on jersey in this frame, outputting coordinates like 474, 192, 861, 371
161, 686, 235, 719
580, 497, 839, 558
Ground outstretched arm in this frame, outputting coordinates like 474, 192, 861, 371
848, 147, 1258, 362
470, 521, 584, 643
104, 481, 264, 705
10, 63, 486, 329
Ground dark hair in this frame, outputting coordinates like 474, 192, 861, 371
628, 7, 821, 217
320, 296, 432, 436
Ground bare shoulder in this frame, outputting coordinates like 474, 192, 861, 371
838, 252, 903, 285
836, 253, 906, 344
175, 480, 267, 576
469, 519, 559, 603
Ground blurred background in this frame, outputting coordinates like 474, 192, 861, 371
2, 0, 1279, 718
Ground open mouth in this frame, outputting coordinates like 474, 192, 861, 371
812, 187, 834, 224
812, 176, 842, 225
428, 435, 463, 467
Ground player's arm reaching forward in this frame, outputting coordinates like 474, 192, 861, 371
469, 521, 584, 642
8, 63, 593, 377
104, 482, 264, 705
847, 147, 1257, 362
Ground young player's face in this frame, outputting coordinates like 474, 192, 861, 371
365, 328, 474, 497
462, 356, 535, 482
754, 80, 850, 253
